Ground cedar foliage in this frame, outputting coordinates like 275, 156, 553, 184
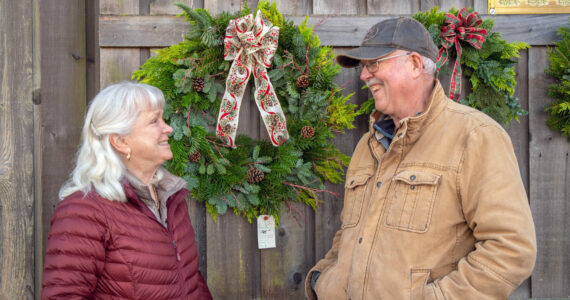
545, 20, 570, 139
359, 7, 529, 126
133, 0, 357, 222
417, 7, 529, 126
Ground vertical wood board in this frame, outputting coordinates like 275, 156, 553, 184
150, 0, 195, 15
528, 47, 570, 298
314, 0, 363, 15
367, 0, 420, 15
205, 0, 258, 15
274, 0, 312, 15
0, 1, 36, 299
260, 203, 314, 299
39, 0, 88, 264
505, 49, 531, 299
100, 48, 141, 88
100, 0, 139, 15
206, 86, 261, 300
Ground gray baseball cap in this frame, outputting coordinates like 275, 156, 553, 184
336, 17, 439, 68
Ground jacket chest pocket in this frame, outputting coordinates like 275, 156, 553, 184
341, 173, 372, 228
385, 170, 440, 233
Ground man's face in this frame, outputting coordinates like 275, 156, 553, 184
359, 50, 410, 116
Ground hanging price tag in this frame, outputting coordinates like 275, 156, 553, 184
257, 215, 276, 249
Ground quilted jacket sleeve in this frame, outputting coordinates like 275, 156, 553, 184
428, 124, 537, 300
41, 192, 108, 300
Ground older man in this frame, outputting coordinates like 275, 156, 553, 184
305, 17, 536, 300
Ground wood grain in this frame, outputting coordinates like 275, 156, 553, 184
0, 1, 36, 299
528, 46, 570, 298
99, 14, 565, 47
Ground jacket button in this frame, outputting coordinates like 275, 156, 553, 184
410, 175, 416, 181
376, 181, 382, 188
410, 185, 415, 190
358, 237, 363, 244
398, 133, 402, 137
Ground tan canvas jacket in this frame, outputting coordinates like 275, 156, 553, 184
305, 81, 536, 300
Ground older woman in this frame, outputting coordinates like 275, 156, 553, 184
41, 82, 212, 299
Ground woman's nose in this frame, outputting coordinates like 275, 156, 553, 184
162, 120, 173, 134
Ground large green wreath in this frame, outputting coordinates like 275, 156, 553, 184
134, 1, 357, 222
545, 20, 570, 139
360, 7, 530, 126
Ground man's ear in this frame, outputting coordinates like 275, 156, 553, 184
109, 133, 130, 155
409, 53, 424, 78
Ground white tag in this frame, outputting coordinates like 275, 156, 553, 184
257, 215, 276, 249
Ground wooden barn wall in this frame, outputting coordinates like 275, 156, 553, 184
0, 1, 39, 299
27, 0, 568, 299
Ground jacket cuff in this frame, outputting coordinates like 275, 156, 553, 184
304, 270, 319, 300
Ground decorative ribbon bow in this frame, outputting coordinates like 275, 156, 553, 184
216, 11, 289, 148
435, 8, 488, 101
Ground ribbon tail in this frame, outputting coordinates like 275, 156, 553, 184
449, 41, 463, 101
253, 65, 289, 146
216, 59, 252, 148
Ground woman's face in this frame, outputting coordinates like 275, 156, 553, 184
124, 104, 173, 173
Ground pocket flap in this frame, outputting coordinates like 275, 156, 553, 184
393, 170, 440, 185
345, 173, 372, 189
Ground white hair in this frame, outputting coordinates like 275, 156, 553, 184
422, 55, 437, 75
59, 81, 166, 201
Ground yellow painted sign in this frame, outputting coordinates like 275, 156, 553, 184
488, 0, 570, 14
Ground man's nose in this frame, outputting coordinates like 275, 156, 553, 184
360, 65, 372, 81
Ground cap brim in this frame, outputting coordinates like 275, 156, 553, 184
336, 46, 397, 68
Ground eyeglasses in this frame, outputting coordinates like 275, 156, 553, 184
358, 52, 411, 73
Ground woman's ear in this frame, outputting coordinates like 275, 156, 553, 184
109, 133, 130, 156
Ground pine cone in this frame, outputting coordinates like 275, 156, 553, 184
301, 125, 315, 139
189, 151, 201, 163
296, 74, 310, 88
247, 167, 265, 184
192, 78, 205, 92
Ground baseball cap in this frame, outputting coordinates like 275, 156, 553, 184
336, 17, 439, 68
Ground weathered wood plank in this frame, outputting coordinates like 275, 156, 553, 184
39, 4, 89, 298
0, 1, 36, 299
273, 0, 311, 15
314, 50, 369, 263
100, 48, 141, 88
206, 214, 261, 299
205, 0, 257, 15
367, 0, 420, 15
99, 16, 188, 48
187, 195, 208, 281
100, 0, 139, 15
206, 85, 261, 299
528, 46, 570, 298
436, 0, 473, 11
99, 14, 565, 47
260, 203, 314, 299
87, 0, 100, 101
150, 0, 196, 15
505, 49, 531, 300
314, 0, 363, 15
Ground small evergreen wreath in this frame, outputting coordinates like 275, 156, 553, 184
359, 7, 529, 126
545, 21, 570, 139
133, 1, 358, 222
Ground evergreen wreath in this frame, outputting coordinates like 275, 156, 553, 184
358, 7, 530, 126
545, 21, 570, 139
133, 1, 358, 222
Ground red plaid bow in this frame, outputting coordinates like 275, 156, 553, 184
435, 8, 488, 101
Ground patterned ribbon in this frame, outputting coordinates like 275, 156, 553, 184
435, 8, 488, 101
216, 11, 289, 148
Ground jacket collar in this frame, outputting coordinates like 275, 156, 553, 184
368, 80, 448, 147
121, 167, 187, 209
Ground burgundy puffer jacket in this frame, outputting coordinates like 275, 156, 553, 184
41, 182, 212, 299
